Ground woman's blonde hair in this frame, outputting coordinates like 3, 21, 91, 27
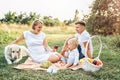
32, 19, 43, 30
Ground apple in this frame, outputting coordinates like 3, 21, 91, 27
93, 60, 97, 65
96, 61, 102, 65
40, 61, 52, 69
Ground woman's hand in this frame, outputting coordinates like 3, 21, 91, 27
53, 45, 59, 52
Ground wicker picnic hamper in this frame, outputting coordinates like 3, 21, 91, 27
82, 36, 103, 72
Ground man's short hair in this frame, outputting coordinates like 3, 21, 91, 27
75, 21, 85, 27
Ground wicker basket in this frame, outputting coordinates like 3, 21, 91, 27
82, 36, 103, 72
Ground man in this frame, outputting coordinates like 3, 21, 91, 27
61, 21, 92, 59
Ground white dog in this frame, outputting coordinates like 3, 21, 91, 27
4, 44, 29, 64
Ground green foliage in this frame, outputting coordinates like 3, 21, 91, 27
73, 9, 79, 22
63, 9, 79, 26
108, 35, 120, 50
1, 11, 16, 24
0, 25, 120, 80
0, 10, 81, 27
0, 30, 14, 44
86, 0, 120, 35
42, 16, 62, 26
63, 19, 73, 25
0, 11, 62, 26
0, 11, 40, 25
0, 34, 120, 80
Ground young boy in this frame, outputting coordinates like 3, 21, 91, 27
59, 37, 79, 69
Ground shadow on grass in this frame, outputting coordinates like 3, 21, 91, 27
0, 56, 28, 68
0, 56, 8, 68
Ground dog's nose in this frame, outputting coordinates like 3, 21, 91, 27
11, 59, 14, 62
11, 57, 17, 62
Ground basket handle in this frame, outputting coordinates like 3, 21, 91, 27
85, 35, 102, 59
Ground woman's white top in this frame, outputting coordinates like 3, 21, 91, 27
75, 30, 93, 57
23, 31, 52, 63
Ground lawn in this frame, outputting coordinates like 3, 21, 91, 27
0, 24, 120, 80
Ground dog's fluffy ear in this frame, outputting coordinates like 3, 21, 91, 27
5, 45, 12, 54
4, 45, 12, 59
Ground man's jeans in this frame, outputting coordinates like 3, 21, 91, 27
77, 44, 85, 60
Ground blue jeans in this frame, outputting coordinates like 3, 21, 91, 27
61, 57, 75, 65
77, 44, 85, 60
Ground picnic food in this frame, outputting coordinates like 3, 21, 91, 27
54, 45, 58, 49
96, 61, 102, 65
40, 61, 52, 69
79, 58, 85, 63
93, 60, 97, 65
80, 58, 93, 63
87, 58, 93, 63
93, 60, 102, 66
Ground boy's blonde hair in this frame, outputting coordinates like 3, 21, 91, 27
68, 37, 78, 47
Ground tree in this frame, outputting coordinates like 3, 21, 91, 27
15, 12, 26, 24
42, 16, 61, 26
73, 9, 79, 22
63, 19, 72, 25
42, 16, 54, 26
28, 12, 40, 24
86, 0, 120, 35
3, 11, 16, 24
0, 11, 40, 25
53, 18, 61, 26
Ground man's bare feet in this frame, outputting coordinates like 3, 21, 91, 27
59, 66, 67, 70
69, 64, 82, 70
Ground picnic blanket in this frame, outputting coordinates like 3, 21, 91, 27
14, 57, 48, 70
14, 57, 82, 71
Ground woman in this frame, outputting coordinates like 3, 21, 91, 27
11, 19, 62, 63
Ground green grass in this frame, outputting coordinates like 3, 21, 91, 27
0, 35, 120, 80
0, 25, 120, 80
